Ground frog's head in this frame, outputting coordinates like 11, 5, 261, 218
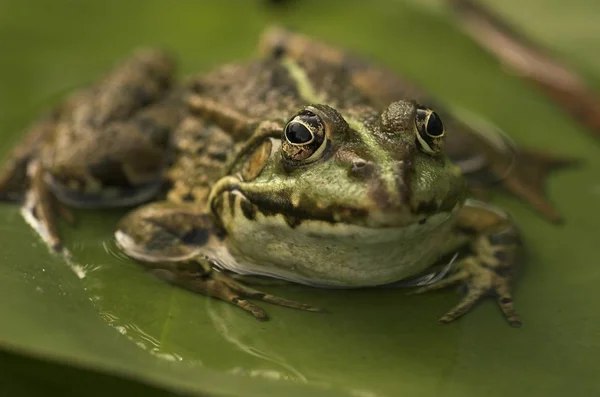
213, 100, 465, 230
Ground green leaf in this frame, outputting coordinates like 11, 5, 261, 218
1, 1, 599, 396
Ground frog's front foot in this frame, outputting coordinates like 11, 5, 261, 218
154, 262, 321, 320
116, 202, 321, 320
412, 255, 521, 327
412, 204, 522, 327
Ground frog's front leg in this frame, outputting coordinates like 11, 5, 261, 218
115, 202, 320, 320
413, 200, 522, 327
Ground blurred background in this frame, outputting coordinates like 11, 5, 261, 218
0, 1, 599, 396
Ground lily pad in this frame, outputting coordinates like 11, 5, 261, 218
1, 1, 599, 396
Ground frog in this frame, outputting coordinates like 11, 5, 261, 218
0, 32, 527, 327
258, 27, 574, 223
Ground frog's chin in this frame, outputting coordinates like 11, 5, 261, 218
216, 192, 461, 288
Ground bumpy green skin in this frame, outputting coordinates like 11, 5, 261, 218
0, 33, 522, 326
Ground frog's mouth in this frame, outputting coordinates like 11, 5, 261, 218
214, 184, 458, 231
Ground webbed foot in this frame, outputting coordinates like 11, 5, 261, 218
154, 262, 321, 321
411, 254, 521, 327
116, 202, 321, 320
411, 201, 522, 327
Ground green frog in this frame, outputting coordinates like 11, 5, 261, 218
0, 31, 527, 327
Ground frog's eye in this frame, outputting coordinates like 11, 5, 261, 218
415, 106, 445, 155
282, 109, 328, 164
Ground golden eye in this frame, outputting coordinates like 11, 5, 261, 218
415, 105, 445, 155
282, 108, 328, 163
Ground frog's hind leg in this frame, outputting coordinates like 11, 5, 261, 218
19, 160, 77, 251
115, 202, 320, 320
412, 200, 522, 327
3, 50, 179, 252
0, 111, 79, 251
0, 112, 58, 201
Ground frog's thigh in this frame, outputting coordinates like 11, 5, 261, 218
47, 104, 178, 208
115, 202, 320, 320
414, 199, 522, 327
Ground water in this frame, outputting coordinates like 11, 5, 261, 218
0, 1, 599, 396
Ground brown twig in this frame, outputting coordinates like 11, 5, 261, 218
447, 0, 600, 140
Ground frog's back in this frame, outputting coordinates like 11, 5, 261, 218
166, 57, 373, 206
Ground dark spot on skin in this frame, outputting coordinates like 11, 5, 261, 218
493, 250, 508, 262
398, 159, 413, 203
227, 192, 237, 217
271, 43, 286, 59
284, 215, 302, 228
209, 151, 228, 162
182, 192, 195, 202
136, 117, 171, 148
492, 265, 512, 278
88, 156, 132, 187
419, 218, 427, 225
499, 296, 513, 304
181, 228, 209, 246
367, 176, 390, 209
231, 297, 240, 304
456, 226, 478, 236
132, 86, 154, 107
190, 80, 205, 93
240, 197, 257, 221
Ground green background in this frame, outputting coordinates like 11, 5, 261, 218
1, 1, 599, 396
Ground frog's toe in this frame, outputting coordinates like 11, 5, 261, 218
216, 286, 269, 321
218, 273, 322, 313
495, 289, 522, 327
437, 287, 485, 324
438, 283, 521, 327
151, 264, 321, 320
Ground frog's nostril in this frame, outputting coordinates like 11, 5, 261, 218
349, 159, 375, 179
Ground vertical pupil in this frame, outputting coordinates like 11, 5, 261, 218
426, 112, 444, 136
286, 123, 313, 144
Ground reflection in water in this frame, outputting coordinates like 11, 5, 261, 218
102, 240, 131, 262
99, 310, 185, 363
207, 301, 308, 383
64, 254, 102, 280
